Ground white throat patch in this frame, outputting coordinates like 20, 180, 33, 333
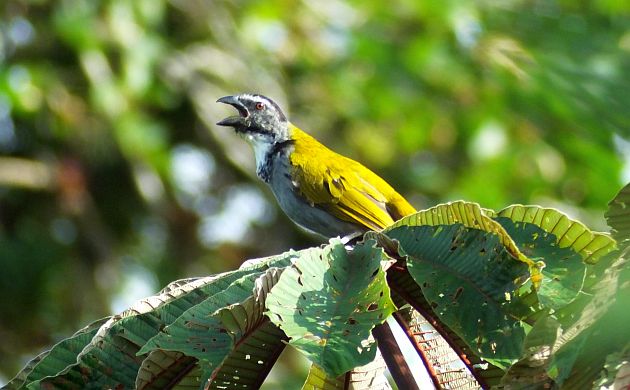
246, 133, 275, 175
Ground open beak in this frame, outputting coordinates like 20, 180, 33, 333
216, 95, 249, 127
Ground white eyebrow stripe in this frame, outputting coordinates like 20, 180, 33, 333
242, 94, 271, 104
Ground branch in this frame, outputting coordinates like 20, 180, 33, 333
371, 322, 420, 390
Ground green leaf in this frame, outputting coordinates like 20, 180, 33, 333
32, 266, 282, 389
238, 249, 300, 271
551, 247, 630, 388
495, 217, 585, 310
593, 345, 630, 389
493, 205, 618, 316
499, 315, 560, 388
266, 239, 396, 377
8, 250, 298, 389
384, 257, 506, 387
204, 268, 288, 389
136, 349, 198, 390
4, 318, 108, 390
301, 350, 390, 390
206, 320, 286, 389
32, 317, 144, 389
606, 182, 630, 249
139, 268, 287, 389
386, 201, 544, 287
386, 224, 531, 369
494, 204, 616, 264
137, 322, 287, 390
302, 364, 345, 390
140, 271, 268, 365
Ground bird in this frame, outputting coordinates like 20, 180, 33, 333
216, 93, 416, 239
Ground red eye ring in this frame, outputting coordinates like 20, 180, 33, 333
255, 102, 265, 110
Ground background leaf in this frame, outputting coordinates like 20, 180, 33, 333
606, 182, 630, 249
549, 248, 629, 387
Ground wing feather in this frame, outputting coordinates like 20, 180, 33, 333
289, 126, 416, 231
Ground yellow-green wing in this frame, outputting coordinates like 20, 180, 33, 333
325, 164, 395, 230
289, 127, 415, 230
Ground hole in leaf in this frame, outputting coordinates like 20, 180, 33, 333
367, 303, 378, 311
347, 317, 357, 325
453, 287, 463, 301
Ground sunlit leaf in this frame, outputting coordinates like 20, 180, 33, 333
302, 364, 345, 390
495, 217, 584, 310
266, 239, 396, 377
385, 201, 544, 287
493, 205, 616, 264
301, 348, 391, 390
386, 224, 531, 369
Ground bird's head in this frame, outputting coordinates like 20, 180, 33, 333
216, 94, 289, 144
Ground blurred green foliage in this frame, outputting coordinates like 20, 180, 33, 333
0, 0, 628, 383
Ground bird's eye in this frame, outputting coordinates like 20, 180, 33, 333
255, 102, 265, 110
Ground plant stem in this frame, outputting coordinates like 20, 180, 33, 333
372, 322, 420, 390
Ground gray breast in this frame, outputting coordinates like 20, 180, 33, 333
266, 146, 363, 238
